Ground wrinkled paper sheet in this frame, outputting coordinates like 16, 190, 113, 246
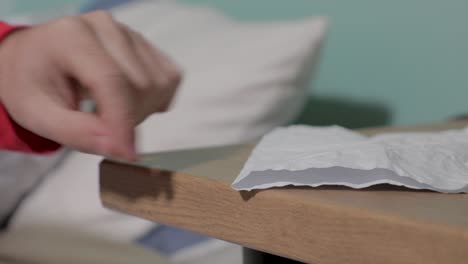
232, 125, 468, 193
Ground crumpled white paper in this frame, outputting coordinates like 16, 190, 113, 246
232, 125, 468, 193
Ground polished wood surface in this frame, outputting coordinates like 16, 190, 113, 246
100, 119, 468, 264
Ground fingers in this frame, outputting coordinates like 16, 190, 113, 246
80, 11, 152, 91
33, 12, 182, 159
82, 11, 182, 113
125, 27, 182, 112
78, 11, 182, 119
16, 91, 115, 157
50, 16, 137, 159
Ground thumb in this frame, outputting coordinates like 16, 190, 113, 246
20, 93, 134, 160
51, 24, 139, 160
28, 96, 122, 156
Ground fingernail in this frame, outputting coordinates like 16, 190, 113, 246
96, 127, 137, 161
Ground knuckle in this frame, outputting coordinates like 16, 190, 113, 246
155, 77, 170, 89
102, 69, 127, 84
91, 67, 127, 88
167, 69, 183, 86
89, 10, 114, 22
54, 16, 87, 31
88, 10, 119, 29
137, 77, 153, 91
156, 70, 182, 89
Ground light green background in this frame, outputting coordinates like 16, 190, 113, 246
5, 0, 468, 128
2, 0, 85, 13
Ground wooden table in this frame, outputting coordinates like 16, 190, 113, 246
100, 120, 468, 264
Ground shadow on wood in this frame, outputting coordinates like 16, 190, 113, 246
100, 161, 175, 201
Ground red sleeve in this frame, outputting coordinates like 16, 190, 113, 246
0, 21, 61, 153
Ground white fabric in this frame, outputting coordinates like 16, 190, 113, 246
8, 151, 155, 242
117, 0, 328, 152
0, 150, 66, 222
0, 225, 241, 264
8, 0, 327, 241
0, 225, 170, 264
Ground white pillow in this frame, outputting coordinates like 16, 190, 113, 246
9, 0, 327, 241
119, 1, 328, 152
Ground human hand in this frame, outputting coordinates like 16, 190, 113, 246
0, 11, 182, 160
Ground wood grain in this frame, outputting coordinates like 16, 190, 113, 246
100, 120, 468, 264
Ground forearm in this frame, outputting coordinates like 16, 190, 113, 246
0, 21, 60, 153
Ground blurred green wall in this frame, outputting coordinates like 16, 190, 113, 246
6, 0, 468, 128
182, 0, 468, 127
3, 0, 85, 13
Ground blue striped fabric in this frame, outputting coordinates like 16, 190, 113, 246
137, 224, 212, 255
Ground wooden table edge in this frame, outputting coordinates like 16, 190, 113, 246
100, 158, 468, 264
